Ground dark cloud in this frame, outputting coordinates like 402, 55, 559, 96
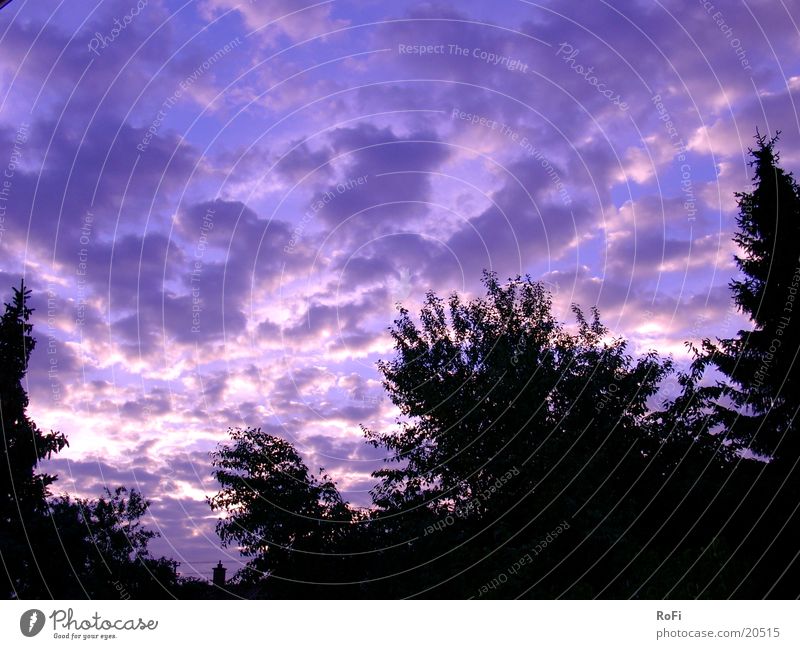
317, 123, 452, 227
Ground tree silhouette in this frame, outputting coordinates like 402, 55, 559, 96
0, 281, 67, 520
360, 272, 739, 597
679, 133, 800, 597
208, 427, 356, 596
694, 133, 800, 465
0, 281, 67, 597
366, 273, 671, 514
40, 488, 181, 598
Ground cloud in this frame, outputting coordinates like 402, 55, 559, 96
200, 0, 348, 44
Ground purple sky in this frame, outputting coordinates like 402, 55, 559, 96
1, 0, 798, 579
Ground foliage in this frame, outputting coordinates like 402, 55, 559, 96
695, 133, 800, 462
0, 281, 67, 524
366, 272, 672, 515
208, 427, 355, 594
209, 274, 746, 597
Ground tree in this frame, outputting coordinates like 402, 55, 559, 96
0, 281, 67, 597
38, 487, 180, 598
680, 132, 800, 598
0, 280, 67, 521
696, 132, 800, 464
366, 273, 671, 514
360, 272, 729, 597
208, 427, 356, 596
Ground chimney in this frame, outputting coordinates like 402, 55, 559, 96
212, 561, 227, 587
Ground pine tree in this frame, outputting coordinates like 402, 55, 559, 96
0, 281, 67, 597
697, 133, 800, 465
0, 281, 67, 521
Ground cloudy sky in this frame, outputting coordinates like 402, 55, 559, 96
1, 0, 798, 577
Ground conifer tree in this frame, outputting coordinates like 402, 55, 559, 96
0, 281, 67, 596
697, 133, 800, 465
0, 281, 66, 523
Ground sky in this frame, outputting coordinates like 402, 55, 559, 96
0, 0, 799, 579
